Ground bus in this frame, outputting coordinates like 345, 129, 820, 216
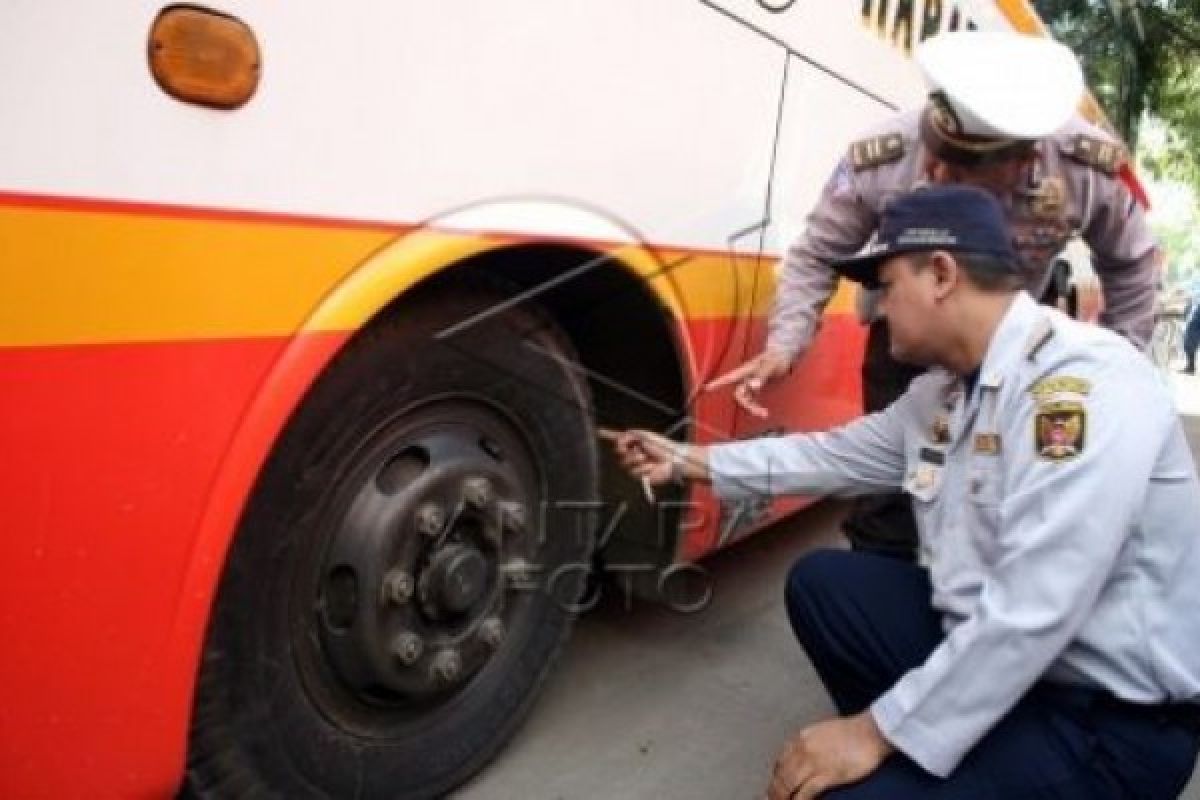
0, 2, 1073, 797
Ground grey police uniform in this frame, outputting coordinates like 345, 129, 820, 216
766, 109, 1159, 362
711, 292, 1200, 777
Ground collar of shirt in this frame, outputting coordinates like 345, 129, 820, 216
936, 292, 1042, 429
974, 291, 1043, 392
962, 367, 982, 398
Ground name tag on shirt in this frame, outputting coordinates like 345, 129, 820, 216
919, 447, 945, 465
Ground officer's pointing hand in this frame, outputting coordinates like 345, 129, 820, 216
705, 350, 791, 419
1074, 271, 1103, 325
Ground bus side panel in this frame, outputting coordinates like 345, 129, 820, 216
0, 191, 392, 796
714, 53, 897, 539
0, 1, 784, 254
0, 336, 292, 797
0, 1, 922, 795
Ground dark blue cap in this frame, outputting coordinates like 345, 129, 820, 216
831, 184, 1018, 289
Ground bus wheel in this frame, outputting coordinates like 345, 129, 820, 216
184, 282, 598, 799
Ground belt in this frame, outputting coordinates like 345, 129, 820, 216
1036, 683, 1200, 734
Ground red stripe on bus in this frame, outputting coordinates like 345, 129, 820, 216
0, 188, 410, 233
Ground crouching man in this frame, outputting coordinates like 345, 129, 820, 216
608, 185, 1200, 799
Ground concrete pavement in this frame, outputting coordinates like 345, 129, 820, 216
455, 370, 1200, 800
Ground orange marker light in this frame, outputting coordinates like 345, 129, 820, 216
148, 6, 260, 110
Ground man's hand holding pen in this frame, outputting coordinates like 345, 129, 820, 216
597, 428, 710, 492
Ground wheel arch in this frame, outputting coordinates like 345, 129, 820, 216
161, 210, 694, 778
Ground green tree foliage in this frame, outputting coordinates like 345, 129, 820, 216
1033, 0, 1200, 189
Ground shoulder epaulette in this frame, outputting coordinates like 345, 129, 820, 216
1024, 316, 1055, 361
849, 133, 905, 171
1059, 134, 1126, 176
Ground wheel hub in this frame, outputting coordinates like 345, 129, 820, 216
423, 543, 489, 617
312, 405, 535, 706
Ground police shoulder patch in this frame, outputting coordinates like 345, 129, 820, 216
1059, 134, 1127, 176
1034, 402, 1086, 461
1030, 375, 1091, 462
849, 133, 906, 172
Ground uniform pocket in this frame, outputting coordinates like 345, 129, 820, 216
966, 462, 1002, 564
967, 463, 1001, 506
903, 462, 944, 504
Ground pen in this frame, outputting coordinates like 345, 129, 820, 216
597, 428, 656, 504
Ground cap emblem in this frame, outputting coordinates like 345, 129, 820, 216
928, 91, 962, 136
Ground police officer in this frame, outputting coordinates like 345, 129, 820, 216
707, 31, 1160, 561
611, 185, 1200, 799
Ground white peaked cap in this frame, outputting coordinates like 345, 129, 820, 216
916, 31, 1085, 140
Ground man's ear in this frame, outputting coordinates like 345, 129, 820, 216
924, 154, 950, 184
928, 250, 959, 300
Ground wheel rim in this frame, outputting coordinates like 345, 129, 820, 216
295, 397, 543, 731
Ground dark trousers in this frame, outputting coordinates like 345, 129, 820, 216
784, 550, 1200, 799
1185, 310, 1200, 372
841, 319, 924, 560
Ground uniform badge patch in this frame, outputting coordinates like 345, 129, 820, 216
1035, 405, 1085, 461
1031, 376, 1090, 461
913, 463, 939, 490
931, 415, 951, 444
1031, 376, 1092, 397
973, 433, 1002, 455
849, 133, 905, 171
825, 160, 854, 198
1060, 134, 1127, 176
1028, 176, 1067, 219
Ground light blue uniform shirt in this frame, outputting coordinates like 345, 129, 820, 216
710, 292, 1200, 777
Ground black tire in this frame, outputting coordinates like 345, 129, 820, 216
185, 281, 598, 799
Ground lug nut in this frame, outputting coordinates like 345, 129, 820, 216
502, 558, 537, 590
415, 503, 445, 537
430, 649, 461, 683
463, 477, 493, 509
479, 617, 504, 648
382, 569, 414, 605
500, 501, 525, 533
391, 632, 424, 666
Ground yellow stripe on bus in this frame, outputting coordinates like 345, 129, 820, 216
0, 205, 393, 346
0, 201, 853, 347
